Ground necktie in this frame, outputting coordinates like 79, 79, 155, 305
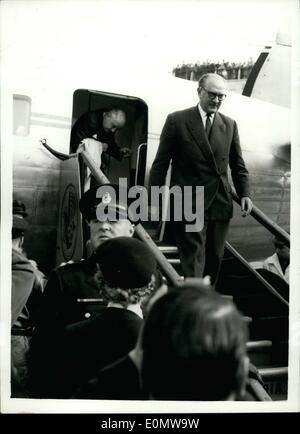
205, 113, 212, 139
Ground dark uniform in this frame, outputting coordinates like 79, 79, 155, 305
31, 236, 157, 398
28, 256, 108, 397
29, 185, 160, 397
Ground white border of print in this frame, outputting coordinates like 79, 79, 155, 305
1, 0, 300, 414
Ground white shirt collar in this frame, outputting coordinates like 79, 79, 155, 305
264, 253, 289, 283
198, 103, 215, 125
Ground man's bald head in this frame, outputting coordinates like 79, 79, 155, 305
103, 109, 126, 133
198, 73, 227, 89
197, 73, 227, 114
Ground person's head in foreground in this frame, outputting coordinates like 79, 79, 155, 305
141, 284, 249, 400
94, 236, 157, 311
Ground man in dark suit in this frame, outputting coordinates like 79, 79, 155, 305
149, 73, 252, 284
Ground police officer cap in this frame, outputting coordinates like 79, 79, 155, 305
79, 184, 134, 222
95, 236, 157, 289
13, 199, 28, 231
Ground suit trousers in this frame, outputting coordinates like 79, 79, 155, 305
173, 219, 230, 284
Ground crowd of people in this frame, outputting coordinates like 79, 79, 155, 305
173, 59, 254, 82
10, 72, 288, 402
11, 186, 274, 401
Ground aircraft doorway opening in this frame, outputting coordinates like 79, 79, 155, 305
71, 89, 148, 188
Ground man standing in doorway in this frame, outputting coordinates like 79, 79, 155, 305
149, 73, 252, 285
70, 108, 128, 157
70, 108, 131, 190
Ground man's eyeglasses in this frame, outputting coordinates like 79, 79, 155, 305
201, 87, 227, 101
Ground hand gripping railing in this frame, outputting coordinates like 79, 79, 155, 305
40, 138, 182, 285
230, 191, 289, 307
225, 242, 289, 307
231, 191, 290, 247
39, 139, 290, 293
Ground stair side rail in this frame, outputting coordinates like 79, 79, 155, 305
80, 150, 183, 287
231, 191, 290, 247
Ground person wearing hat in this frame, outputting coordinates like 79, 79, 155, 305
262, 236, 290, 284
11, 199, 46, 397
33, 184, 136, 326
28, 184, 137, 397
76, 283, 270, 401
39, 237, 157, 398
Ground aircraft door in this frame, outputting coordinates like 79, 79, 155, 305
71, 90, 148, 189
56, 155, 83, 266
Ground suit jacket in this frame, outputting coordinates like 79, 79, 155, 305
149, 106, 250, 220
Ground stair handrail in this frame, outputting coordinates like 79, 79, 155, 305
77, 153, 290, 300
40, 139, 183, 285
80, 150, 183, 287
40, 139, 290, 295
232, 191, 290, 247
259, 366, 288, 381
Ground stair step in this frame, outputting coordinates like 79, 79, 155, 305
259, 366, 288, 381
168, 258, 181, 265
247, 340, 272, 351
232, 296, 287, 318
158, 245, 178, 254
249, 316, 288, 341
259, 367, 288, 400
247, 340, 273, 367
221, 295, 233, 301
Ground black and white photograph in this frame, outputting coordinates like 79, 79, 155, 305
0, 0, 299, 416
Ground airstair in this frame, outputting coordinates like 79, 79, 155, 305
46, 142, 289, 401
153, 194, 289, 401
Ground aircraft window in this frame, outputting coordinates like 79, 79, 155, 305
13, 94, 31, 136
